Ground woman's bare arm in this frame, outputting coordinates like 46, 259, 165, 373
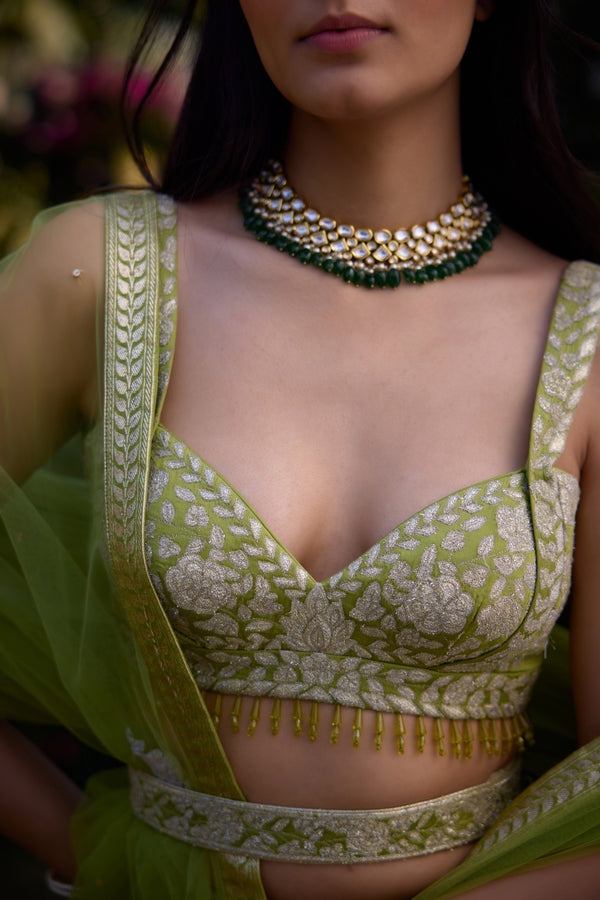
0, 200, 103, 482
0, 201, 105, 882
0, 721, 82, 882
570, 344, 600, 746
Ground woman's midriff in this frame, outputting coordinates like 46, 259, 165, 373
204, 693, 517, 900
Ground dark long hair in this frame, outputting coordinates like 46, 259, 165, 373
122, 0, 600, 262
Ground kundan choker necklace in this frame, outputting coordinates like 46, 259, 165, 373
239, 160, 500, 288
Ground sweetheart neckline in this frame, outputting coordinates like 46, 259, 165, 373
153, 212, 583, 584
151, 423, 580, 586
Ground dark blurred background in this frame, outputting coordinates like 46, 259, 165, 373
0, 0, 600, 896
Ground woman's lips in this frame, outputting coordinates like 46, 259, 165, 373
302, 14, 386, 52
304, 27, 384, 52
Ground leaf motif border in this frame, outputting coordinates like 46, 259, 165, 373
103, 192, 244, 800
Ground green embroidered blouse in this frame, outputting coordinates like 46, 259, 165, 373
143, 194, 600, 722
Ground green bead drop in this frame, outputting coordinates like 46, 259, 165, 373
298, 248, 312, 264
343, 266, 355, 283
352, 269, 366, 287
333, 259, 346, 276
386, 269, 402, 288
403, 270, 416, 284
375, 270, 388, 288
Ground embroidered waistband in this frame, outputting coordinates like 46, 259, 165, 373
129, 759, 520, 863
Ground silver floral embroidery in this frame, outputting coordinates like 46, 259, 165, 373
495, 504, 535, 553
407, 580, 474, 634
144, 254, 600, 719
475, 595, 526, 641
129, 760, 520, 862
165, 555, 238, 613
281, 587, 355, 653
126, 730, 182, 785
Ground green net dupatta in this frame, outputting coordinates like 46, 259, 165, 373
0, 192, 265, 899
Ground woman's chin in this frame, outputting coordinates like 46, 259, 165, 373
288, 87, 399, 125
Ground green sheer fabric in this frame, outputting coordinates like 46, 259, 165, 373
0, 192, 599, 900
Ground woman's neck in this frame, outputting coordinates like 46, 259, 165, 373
284, 83, 463, 229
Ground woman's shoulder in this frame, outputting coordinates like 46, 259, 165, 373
3, 188, 169, 325
477, 227, 600, 326
494, 226, 600, 282
11, 195, 108, 297
16, 188, 169, 273
0, 195, 112, 481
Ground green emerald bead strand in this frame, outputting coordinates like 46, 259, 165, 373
239, 170, 500, 290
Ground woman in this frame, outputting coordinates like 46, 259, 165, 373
0, 1, 599, 898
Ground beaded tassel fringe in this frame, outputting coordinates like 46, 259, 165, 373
207, 694, 534, 757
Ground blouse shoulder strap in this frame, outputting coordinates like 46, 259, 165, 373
153, 193, 178, 422
103, 191, 245, 799
528, 260, 600, 479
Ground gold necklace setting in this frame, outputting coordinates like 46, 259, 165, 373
239, 161, 500, 288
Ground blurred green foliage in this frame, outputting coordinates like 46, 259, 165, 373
0, 0, 191, 252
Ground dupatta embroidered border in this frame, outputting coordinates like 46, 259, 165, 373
103, 192, 266, 898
